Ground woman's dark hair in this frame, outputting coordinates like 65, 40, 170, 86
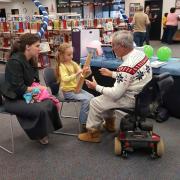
11, 33, 40, 54
170, 7, 176, 13
10, 33, 40, 67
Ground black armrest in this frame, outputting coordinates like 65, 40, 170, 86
114, 108, 134, 114
153, 72, 170, 81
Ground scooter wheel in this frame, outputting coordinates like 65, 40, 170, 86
156, 138, 165, 157
114, 137, 122, 156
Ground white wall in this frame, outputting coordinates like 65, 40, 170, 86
162, 0, 176, 15
0, 0, 57, 18
0, 0, 11, 2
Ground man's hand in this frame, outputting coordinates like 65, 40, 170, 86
99, 68, 112, 77
85, 76, 97, 90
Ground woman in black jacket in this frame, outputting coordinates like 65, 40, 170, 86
0, 33, 62, 145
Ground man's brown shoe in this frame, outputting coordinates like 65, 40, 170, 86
103, 118, 116, 132
78, 128, 101, 143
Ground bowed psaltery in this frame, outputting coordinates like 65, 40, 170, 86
75, 52, 93, 93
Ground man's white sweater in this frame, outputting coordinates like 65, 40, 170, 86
96, 49, 152, 101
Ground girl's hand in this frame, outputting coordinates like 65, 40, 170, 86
99, 68, 112, 77
85, 76, 97, 90
76, 69, 83, 76
83, 66, 91, 74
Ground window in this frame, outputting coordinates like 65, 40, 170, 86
11, 9, 19, 15
57, 0, 70, 13
56, 0, 125, 19
0, 9, 6, 18
71, 0, 82, 16
102, 5, 109, 18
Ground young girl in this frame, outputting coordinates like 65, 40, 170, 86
56, 43, 94, 132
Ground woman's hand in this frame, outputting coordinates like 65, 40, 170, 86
27, 85, 47, 92
99, 68, 112, 77
85, 76, 97, 90
27, 86, 34, 92
37, 85, 47, 90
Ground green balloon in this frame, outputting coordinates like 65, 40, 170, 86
143, 45, 154, 58
157, 46, 172, 61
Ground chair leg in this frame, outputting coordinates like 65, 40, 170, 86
0, 115, 14, 154
70, 102, 82, 133
54, 102, 80, 136
53, 131, 77, 136
74, 103, 81, 133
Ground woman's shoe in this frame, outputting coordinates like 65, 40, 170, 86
39, 136, 49, 145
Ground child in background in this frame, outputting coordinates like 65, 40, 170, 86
56, 43, 94, 132
161, 13, 168, 43
162, 13, 168, 28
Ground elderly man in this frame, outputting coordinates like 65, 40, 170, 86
78, 30, 152, 143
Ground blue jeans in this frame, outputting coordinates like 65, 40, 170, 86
165, 25, 177, 44
161, 27, 168, 43
133, 32, 146, 47
63, 89, 94, 124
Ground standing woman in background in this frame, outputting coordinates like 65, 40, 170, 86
144, 5, 158, 45
0, 33, 62, 145
144, 5, 152, 45
165, 7, 180, 44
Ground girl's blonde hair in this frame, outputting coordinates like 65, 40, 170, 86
56, 42, 72, 79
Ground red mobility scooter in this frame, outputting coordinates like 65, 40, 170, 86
114, 72, 174, 158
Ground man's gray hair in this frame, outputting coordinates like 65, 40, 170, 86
112, 30, 134, 49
